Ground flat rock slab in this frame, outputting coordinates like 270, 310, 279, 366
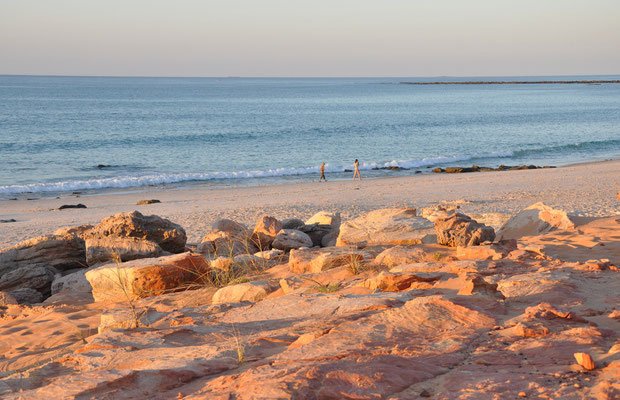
85, 236, 163, 265
336, 208, 436, 247
212, 281, 275, 304
289, 246, 370, 274
85, 252, 210, 301
496, 202, 575, 241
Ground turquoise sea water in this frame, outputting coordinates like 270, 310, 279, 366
0, 75, 619, 198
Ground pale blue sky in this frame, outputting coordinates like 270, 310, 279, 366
1, 0, 619, 77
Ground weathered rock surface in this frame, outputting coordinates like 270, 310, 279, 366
85, 236, 163, 265
362, 271, 440, 292
0, 266, 55, 294
271, 229, 313, 251
51, 269, 92, 295
375, 245, 430, 267
337, 208, 435, 247
212, 281, 275, 304
289, 246, 368, 274
85, 252, 210, 301
297, 223, 334, 247
496, 202, 575, 241
5, 287, 43, 304
0, 234, 86, 277
281, 218, 304, 230
0, 291, 18, 305
252, 215, 282, 249
305, 211, 341, 229
198, 219, 254, 257
434, 213, 495, 247
87, 211, 186, 253
53, 224, 93, 239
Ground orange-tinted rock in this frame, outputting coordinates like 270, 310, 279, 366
434, 213, 495, 247
252, 215, 282, 249
496, 202, 575, 241
514, 322, 550, 337
85, 252, 210, 301
574, 352, 596, 370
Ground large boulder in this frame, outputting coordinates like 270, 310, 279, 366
87, 211, 186, 253
434, 213, 495, 247
281, 218, 305, 230
51, 269, 92, 295
272, 229, 313, 252
85, 237, 163, 265
0, 291, 18, 305
336, 208, 435, 247
305, 211, 341, 230
362, 271, 439, 292
0, 266, 55, 295
289, 247, 369, 274
85, 252, 210, 302
496, 202, 575, 241
0, 234, 86, 277
211, 281, 275, 304
298, 224, 335, 247
53, 224, 93, 239
6, 288, 43, 305
198, 219, 255, 257
251, 216, 282, 249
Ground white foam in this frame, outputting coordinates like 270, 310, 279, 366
0, 151, 515, 195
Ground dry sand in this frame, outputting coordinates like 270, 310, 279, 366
1, 159, 619, 249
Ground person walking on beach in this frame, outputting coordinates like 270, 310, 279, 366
353, 159, 362, 181
319, 162, 327, 182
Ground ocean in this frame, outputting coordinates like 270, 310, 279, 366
1, 75, 619, 199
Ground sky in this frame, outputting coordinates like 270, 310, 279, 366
1, 0, 619, 77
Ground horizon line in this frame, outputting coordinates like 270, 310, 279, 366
1, 73, 620, 79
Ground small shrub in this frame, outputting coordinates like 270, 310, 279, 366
433, 252, 444, 261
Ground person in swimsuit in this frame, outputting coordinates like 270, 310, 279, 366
319, 162, 327, 182
353, 159, 362, 181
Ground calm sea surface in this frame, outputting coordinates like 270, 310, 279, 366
1, 75, 619, 198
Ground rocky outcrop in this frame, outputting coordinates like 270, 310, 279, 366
434, 213, 495, 247
51, 269, 92, 295
0, 291, 18, 305
86, 211, 186, 253
6, 287, 43, 304
271, 229, 313, 252
336, 208, 435, 247
0, 266, 55, 295
85, 252, 210, 301
362, 271, 439, 292
85, 237, 163, 265
53, 224, 93, 239
496, 202, 575, 241
305, 211, 341, 229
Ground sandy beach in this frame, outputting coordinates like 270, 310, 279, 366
1, 159, 618, 249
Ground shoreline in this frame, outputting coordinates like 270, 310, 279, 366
1, 159, 618, 249
400, 80, 620, 85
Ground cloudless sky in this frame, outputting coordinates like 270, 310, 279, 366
1, 0, 619, 77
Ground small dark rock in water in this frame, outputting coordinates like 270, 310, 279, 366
343, 169, 353, 172
59, 204, 87, 210
26, 198, 39, 201
415, 170, 422, 174
0, 219, 17, 223
96, 164, 110, 168
72, 191, 82, 195
136, 199, 161, 205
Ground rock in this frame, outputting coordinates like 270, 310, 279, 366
210, 256, 234, 272
7, 287, 43, 304
281, 218, 305, 230
321, 229, 339, 247
85, 237, 163, 265
252, 216, 282, 249
98, 307, 164, 333
0, 234, 86, 278
362, 271, 439, 292
272, 229, 313, 252
298, 224, 334, 247
233, 254, 269, 270
434, 213, 495, 247
496, 202, 575, 241
421, 205, 458, 223
305, 211, 341, 230
336, 208, 436, 247
87, 211, 186, 253
457, 244, 506, 260
85, 252, 210, 302
136, 199, 161, 205
457, 275, 505, 299
51, 269, 92, 295
0, 219, 17, 223
375, 246, 429, 267
53, 224, 94, 238
0, 266, 55, 294
574, 352, 596, 370
212, 281, 275, 304
58, 203, 87, 210
289, 247, 368, 274
0, 291, 18, 305
254, 249, 285, 261
279, 276, 305, 294
199, 219, 254, 257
